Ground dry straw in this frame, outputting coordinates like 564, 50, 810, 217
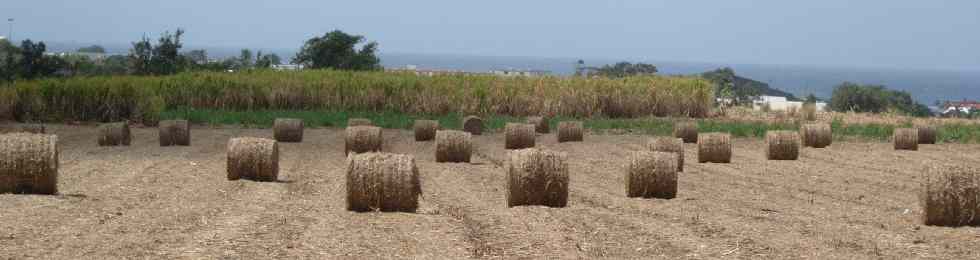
0, 133, 59, 194
226, 137, 279, 181
648, 137, 684, 172
414, 120, 439, 141
98, 121, 131, 146
348, 118, 373, 127
801, 103, 817, 121
346, 153, 421, 212
506, 148, 569, 207
557, 121, 584, 143
345, 126, 383, 155
273, 118, 304, 143
765, 131, 800, 160
673, 122, 698, 143
624, 151, 678, 199
505, 123, 536, 149
19, 124, 45, 134
698, 133, 732, 163
800, 123, 832, 148
435, 130, 472, 163
462, 116, 483, 135
526, 116, 550, 134
917, 125, 937, 144
920, 165, 980, 227
893, 128, 919, 151
159, 120, 191, 146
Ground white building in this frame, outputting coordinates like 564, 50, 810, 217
752, 95, 827, 112
490, 69, 550, 77
272, 64, 304, 71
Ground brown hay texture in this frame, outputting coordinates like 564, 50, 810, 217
98, 121, 131, 146
917, 125, 937, 144
346, 153, 421, 212
557, 121, 584, 143
673, 122, 698, 143
800, 123, 832, 148
345, 126, 383, 155
19, 124, 45, 134
920, 165, 980, 227
765, 131, 800, 160
698, 133, 732, 163
648, 137, 684, 172
506, 148, 569, 207
505, 123, 536, 150
801, 104, 817, 121
226, 137, 279, 182
526, 116, 550, 134
159, 120, 191, 146
413, 120, 440, 141
348, 118, 373, 127
462, 116, 483, 135
435, 130, 472, 163
0, 133, 59, 195
273, 118, 304, 143
624, 151, 678, 199
893, 128, 919, 151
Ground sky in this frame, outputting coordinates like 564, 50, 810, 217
3, 0, 979, 71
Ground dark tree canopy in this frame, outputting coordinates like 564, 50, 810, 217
589, 62, 658, 78
77, 45, 106, 53
129, 29, 185, 75
292, 30, 380, 71
829, 82, 931, 117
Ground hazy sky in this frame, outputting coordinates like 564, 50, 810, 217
3, 1, 979, 70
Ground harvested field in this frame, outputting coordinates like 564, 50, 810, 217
2, 124, 980, 259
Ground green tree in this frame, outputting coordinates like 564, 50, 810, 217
185, 49, 208, 65
129, 29, 185, 75
129, 36, 153, 75
19, 40, 61, 79
292, 30, 380, 70
589, 62, 658, 78
0, 39, 20, 81
804, 94, 818, 104
77, 45, 106, 53
255, 52, 281, 68
238, 49, 253, 69
829, 82, 931, 117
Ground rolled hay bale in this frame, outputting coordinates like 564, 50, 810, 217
345, 126, 383, 155
462, 116, 483, 135
920, 165, 980, 227
893, 128, 919, 151
505, 123, 536, 150
673, 122, 698, 143
158, 120, 191, 146
917, 125, 937, 145
435, 130, 472, 163
624, 151, 678, 199
226, 137, 279, 182
0, 133, 59, 195
765, 131, 800, 160
526, 116, 550, 134
800, 123, 832, 148
557, 121, 584, 143
19, 124, 45, 134
697, 133, 732, 163
506, 148, 569, 207
346, 153, 421, 212
413, 120, 439, 141
348, 118, 373, 127
648, 137, 684, 172
273, 118, 304, 143
97, 121, 131, 146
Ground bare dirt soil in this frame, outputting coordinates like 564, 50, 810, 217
2, 124, 979, 259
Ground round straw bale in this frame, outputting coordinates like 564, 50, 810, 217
159, 120, 191, 146
697, 133, 732, 163
800, 123, 832, 148
346, 153, 421, 212
624, 151, 677, 199
226, 137, 279, 182
893, 128, 919, 151
920, 165, 980, 227
462, 116, 483, 135
673, 122, 698, 143
917, 125, 937, 145
413, 120, 439, 141
345, 126, 383, 155
526, 116, 550, 134
557, 121, 584, 143
19, 124, 45, 134
506, 148, 569, 208
765, 131, 800, 160
648, 137, 684, 172
505, 123, 536, 150
97, 121, 131, 146
435, 130, 472, 163
0, 133, 58, 195
273, 118, 304, 143
348, 118, 373, 127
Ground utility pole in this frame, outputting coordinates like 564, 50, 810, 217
6, 18, 12, 42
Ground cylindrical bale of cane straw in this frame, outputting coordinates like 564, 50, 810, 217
526, 116, 550, 134
893, 128, 919, 151
462, 116, 483, 135
98, 121, 131, 146
226, 137, 279, 182
557, 121, 584, 143
345, 126, 383, 155
624, 151, 677, 199
648, 137, 684, 172
800, 123, 832, 148
159, 119, 191, 146
346, 152, 421, 212
414, 120, 439, 141
673, 122, 698, 143
435, 130, 472, 163
917, 125, 937, 145
765, 130, 800, 160
697, 133, 732, 163
920, 165, 980, 227
273, 118, 304, 143
0, 133, 59, 195
506, 148, 569, 208
505, 123, 536, 150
